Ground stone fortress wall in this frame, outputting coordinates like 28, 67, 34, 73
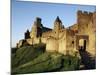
17, 10, 96, 57
77, 11, 96, 55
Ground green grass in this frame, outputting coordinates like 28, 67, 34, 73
12, 53, 62, 74
60, 55, 80, 71
11, 44, 80, 74
11, 43, 45, 68
11, 47, 18, 54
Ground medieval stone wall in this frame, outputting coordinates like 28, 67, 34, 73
58, 29, 67, 55
87, 20, 96, 56
46, 37, 58, 52
33, 37, 40, 44
17, 11, 96, 56
26, 38, 33, 45
41, 37, 47, 44
69, 24, 78, 31
17, 40, 24, 48
42, 30, 53, 38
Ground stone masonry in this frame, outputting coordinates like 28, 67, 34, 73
16, 10, 96, 57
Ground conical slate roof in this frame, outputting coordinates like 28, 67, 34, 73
55, 16, 62, 23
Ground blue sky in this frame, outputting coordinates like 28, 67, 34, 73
12, 0, 96, 47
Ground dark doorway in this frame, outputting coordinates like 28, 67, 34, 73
83, 40, 86, 51
78, 39, 86, 52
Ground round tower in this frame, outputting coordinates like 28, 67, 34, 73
54, 16, 63, 38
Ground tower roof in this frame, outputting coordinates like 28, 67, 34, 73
26, 29, 29, 33
36, 17, 41, 21
55, 16, 62, 23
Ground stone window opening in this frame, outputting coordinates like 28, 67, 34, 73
72, 41, 74, 44
72, 41, 74, 48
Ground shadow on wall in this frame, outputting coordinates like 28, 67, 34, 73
79, 47, 96, 70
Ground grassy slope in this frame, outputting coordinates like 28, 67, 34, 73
11, 44, 45, 68
12, 53, 62, 73
11, 44, 80, 74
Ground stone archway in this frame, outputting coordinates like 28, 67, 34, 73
79, 39, 86, 51
76, 35, 89, 51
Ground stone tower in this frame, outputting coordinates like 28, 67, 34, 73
54, 16, 63, 38
30, 17, 43, 38
77, 10, 93, 34
24, 29, 30, 39
77, 10, 96, 56
34, 17, 42, 27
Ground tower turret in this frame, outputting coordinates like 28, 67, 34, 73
34, 17, 43, 28
54, 16, 62, 30
77, 10, 94, 34
24, 29, 30, 39
30, 17, 43, 38
54, 16, 63, 38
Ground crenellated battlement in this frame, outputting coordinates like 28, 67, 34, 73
77, 10, 95, 28
77, 10, 94, 17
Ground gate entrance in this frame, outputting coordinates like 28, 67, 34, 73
79, 39, 86, 51
76, 35, 89, 51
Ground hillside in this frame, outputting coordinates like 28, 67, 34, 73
11, 43, 80, 74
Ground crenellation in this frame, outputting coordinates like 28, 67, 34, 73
89, 12, 93, 16
17, 10, 96, 57
77, 10, 83, 15
83, 11, 89, 16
